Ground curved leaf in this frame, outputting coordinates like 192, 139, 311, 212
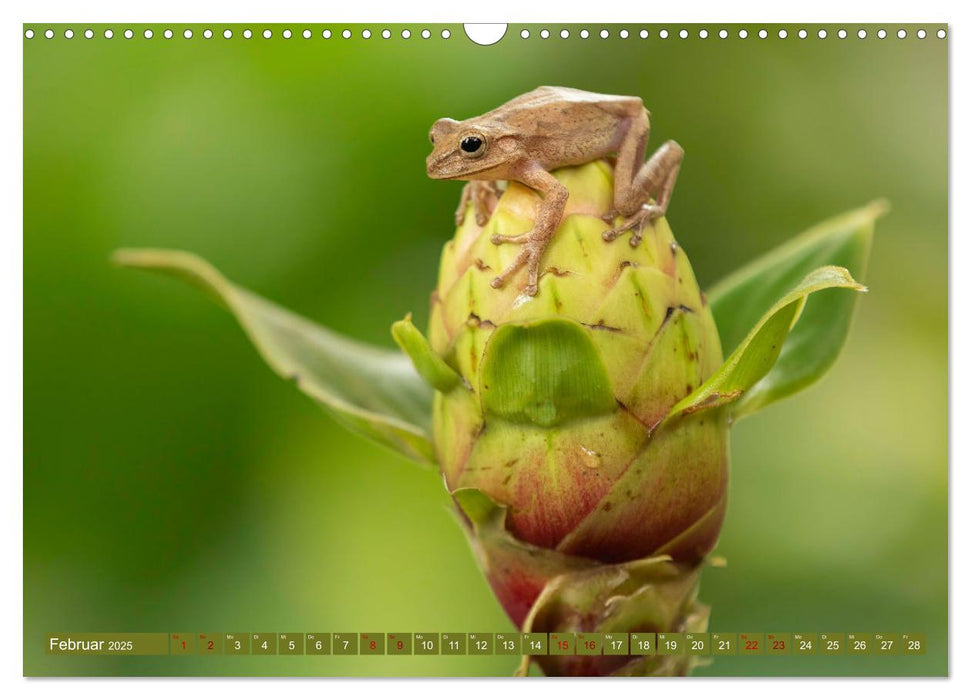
701, 202, 884, 417
668, 266, 866, 421
708, 201, 883, 353
113, 248, 436, 465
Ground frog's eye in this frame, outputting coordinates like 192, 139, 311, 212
459, 133, 487, 159
429, 131, 436, 145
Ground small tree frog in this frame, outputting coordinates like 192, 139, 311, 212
426, 86, 684, 296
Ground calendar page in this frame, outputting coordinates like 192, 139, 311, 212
22, 18, 948, 678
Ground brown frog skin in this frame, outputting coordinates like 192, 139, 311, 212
426, 86, 684, 296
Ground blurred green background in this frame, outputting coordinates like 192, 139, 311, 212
24, 23, 947, 676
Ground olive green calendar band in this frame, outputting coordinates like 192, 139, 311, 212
46, 632, 926, 656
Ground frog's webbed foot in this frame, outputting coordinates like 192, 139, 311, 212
489, 228, 552, 297
605, 140, 683, 246
602, 203, 665, 247
456, 181, 503, 227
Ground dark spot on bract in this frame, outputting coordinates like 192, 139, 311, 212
602, 502, 613, 512
467, 312, 496, 329
584, 320, 622, 333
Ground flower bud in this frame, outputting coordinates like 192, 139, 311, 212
425, 162, 729, 653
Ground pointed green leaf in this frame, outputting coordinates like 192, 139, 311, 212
391, 315, 463, 392
480, 319, 615, 428
668, 266, 866, 421
113, 248, 436, 465
701, 202, 884, 417
708, 201, 882, 353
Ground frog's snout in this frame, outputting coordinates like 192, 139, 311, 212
425, 150, 452, 179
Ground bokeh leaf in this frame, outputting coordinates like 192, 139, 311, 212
114, 248, 436, 465
668, 266, 866, 421
703, 202, 883, 417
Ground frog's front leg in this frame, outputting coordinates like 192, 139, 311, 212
602, 112, 684, 246
455, 181, 503, 226
489, 167, 568, 296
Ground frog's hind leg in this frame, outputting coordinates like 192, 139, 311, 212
603, 140, 684, 246
602, 212, 651, 247
604, 111, 649, 216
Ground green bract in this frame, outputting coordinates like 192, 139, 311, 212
115, 159, 881, 677
420, 162, 728, 568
